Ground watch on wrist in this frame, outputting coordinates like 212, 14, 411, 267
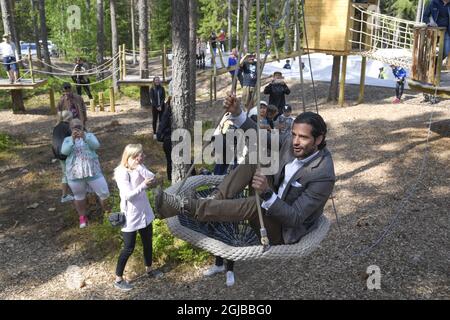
260, 189, 274, 201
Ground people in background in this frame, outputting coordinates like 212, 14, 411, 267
228, 48, 243, 90
113, 144, 163, 291
391, 65, 407, 104
240, 53, 258, 110
156, 101, 173, 181
423, 0, 450, 60
275, 104, 295, 139
0, 33, 19, 83
57, 82, 87, 126
61, 119, 110, 228
196, 37, 206, 68
210, 31, 218, 56
72, 57, 93, 100
52, 110, 75, 204
263, 71, 291, 116
283, 59, 291, 70
150, 76, 166, 140
218, 29, 226, 52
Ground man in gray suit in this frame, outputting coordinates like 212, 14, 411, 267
156, 95, 335, 245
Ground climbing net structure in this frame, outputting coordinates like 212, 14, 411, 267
349, 4, 421, 69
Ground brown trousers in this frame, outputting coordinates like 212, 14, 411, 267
195, 164, 284, 245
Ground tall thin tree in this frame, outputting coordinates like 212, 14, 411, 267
0, 0, 25, 113
242, 0, 253, 53
138, 0, 150, 108
30, 0, 42, 61
228, 0, 232, 52
96, 0, 105, 79
284, 0, 291, 53
110, 0, 118, 92
38, 0, 52, 72
189, 0, 197, 129
171, 0, 191, 182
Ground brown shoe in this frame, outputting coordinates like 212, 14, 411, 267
154, 186, 197, 219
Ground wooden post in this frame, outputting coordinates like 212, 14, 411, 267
213, 76, 217, 101
28, 48, 35, 84
119, 45, 123, 80
122, 44, 127, 79
49, 88, 56, 114
99, 92, 105, 111
109, 87, 116, 112
358, 56, 367, 105
435, 29, 445, 86
339, 55, 347, 107
90, 98, 95, 112
162, 44, 166, 82
209, 74, 213, 107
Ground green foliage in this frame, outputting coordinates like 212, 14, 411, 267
0, 133, 19, 152
150, 0, 172, 49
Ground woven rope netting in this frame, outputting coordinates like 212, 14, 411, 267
349, 4, 421, 69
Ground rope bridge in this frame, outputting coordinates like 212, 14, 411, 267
349, 4, 421, 69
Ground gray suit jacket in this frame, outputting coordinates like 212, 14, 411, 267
240, 117, 336, 244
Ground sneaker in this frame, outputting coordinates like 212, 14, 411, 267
226, 271, 235, 287
61, 194, 75, 203
114, 280, 134, 291
392, 98, 401, 104
147, 269, 164, 279
203, 264, 225, 277
154, 186, 197, 219
153, 134, 157, 140
79, 215, 88, 228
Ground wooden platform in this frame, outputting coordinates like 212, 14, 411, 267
0, 79, 47, 90
117, 75, 171, 86
408, 72, 450, 98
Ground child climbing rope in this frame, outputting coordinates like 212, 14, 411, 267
391, 65, 407, 104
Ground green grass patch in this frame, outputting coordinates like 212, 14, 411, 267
0, 133, 20, 152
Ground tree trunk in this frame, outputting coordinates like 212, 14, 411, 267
188, 0, 197, 129
293, 0, 298, 52
131, 0, 136, 65
171, 0, 191, 182
138, 0, 150, 108
96, 0, 105, 79
86, 0, 91, 10
38, 0, 51, 72
227, 0, 232, 51
30, 0, 42, 61
242, 0, 253, 53
284, 0, 291, 53
0, 0, 25, 113
8, 0, 20, 56
110, 0, 118, 92
328, 55, 341, 103
416, 0, 424, 22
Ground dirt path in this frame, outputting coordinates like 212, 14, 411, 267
0, 80, 449, 300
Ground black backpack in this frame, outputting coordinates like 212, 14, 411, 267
52, 122, 71, 161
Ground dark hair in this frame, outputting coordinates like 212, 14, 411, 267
294, 112, 327, 150
62, 82, 72, 90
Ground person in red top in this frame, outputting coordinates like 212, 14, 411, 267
218, 29, 226, 52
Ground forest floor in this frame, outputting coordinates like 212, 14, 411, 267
0, 70, 449, 299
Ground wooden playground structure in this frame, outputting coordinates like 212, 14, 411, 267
0, 0, 444, 114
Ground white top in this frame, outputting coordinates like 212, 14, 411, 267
0, 41, 17, 58
261, 151, 319, 209
115, 164, 156, 232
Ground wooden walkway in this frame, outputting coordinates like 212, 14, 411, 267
0, 79, 47, 90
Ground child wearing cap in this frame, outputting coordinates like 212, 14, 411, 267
275, 104, 294, 137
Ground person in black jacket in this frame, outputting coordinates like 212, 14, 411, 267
263, 71, 291, 117
156, 102, 172, 181
150, 77, 166, 139
52, 110, 75, 203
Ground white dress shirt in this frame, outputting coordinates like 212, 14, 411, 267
261, 151, 319, 209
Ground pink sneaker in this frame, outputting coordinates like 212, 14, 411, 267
392, 98, 401, 104
79, 215, 88, 228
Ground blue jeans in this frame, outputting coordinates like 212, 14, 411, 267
444, 32, 450, 59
